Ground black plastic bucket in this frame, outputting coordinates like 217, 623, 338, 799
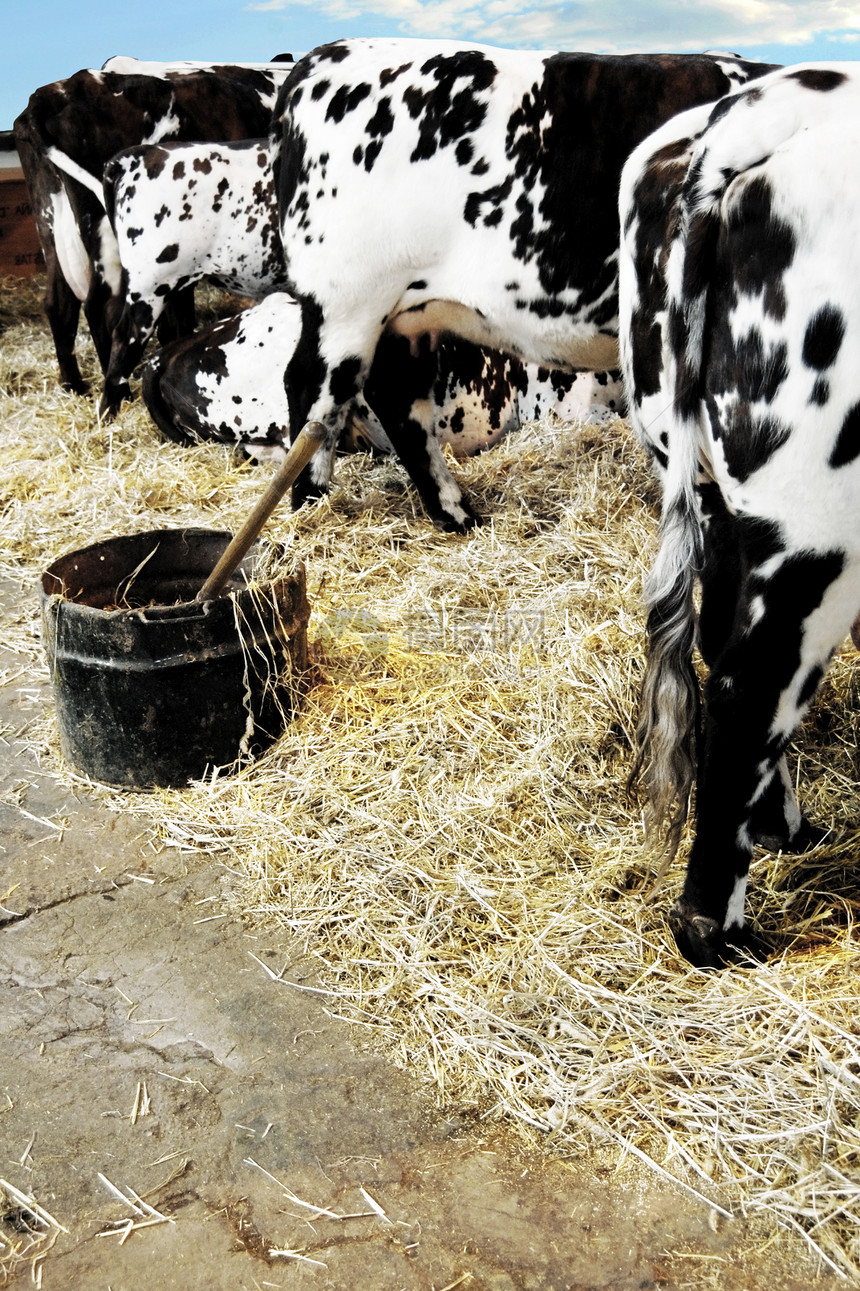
40, 528, 311, 789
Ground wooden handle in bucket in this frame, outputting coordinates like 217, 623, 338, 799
196, 421, 327, 602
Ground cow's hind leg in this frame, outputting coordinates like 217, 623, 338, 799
698, 486, 826, 854
84, 277, 122, 381
363, 333, 480, 533
43, 263, 88, 394
284, 298, 378, 511
674, 544, 858, 969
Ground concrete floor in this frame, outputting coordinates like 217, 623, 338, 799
0, 570, 841, 1290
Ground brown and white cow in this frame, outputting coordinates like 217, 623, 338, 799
12, 58, 292, 395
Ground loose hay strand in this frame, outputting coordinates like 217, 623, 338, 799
3, 274, 860, 1280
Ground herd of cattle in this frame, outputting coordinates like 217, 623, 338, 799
13, 40, 860, 967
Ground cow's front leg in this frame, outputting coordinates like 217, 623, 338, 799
364, 333, 480, 533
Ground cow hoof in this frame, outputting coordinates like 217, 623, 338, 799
291, 477, 328, 509
754, 816, 828, 854
99, 383, 132, 421
669, 902, 725, 969
437, 511, 482, 534
669, 900, 768, 969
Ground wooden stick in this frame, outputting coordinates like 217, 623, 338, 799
196, 421, 326, 602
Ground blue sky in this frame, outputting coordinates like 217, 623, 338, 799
3, 0, 859, 129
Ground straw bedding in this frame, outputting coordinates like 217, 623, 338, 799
2, 275, 860, 1279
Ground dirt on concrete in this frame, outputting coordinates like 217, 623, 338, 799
0, 569, 842, 1290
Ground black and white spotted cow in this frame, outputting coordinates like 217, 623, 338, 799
100, 138, 287, 416
271, 38, 776, 531
12, 58, 292, 394
140, 291, 623, 481
619, 64, 860, 967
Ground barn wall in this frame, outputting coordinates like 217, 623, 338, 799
0, 133, 43, 278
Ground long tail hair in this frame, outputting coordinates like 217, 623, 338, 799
629, 153, 724, 864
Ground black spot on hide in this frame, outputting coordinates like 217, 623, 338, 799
829, 402, 860, 468
326, 82, 372, 124
802, 305, 845, 371
709, 405, 791, 483
789, 68, 847, 92
404, 50, 495, 163
329, 356, 363, 404
725, 176, 796, 319
810, 377, 830, 406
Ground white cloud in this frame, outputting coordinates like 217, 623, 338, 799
247, 0, 860, 55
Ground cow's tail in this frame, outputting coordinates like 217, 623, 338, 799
631, 454, 704, 866
45, 145, 106, 208
630, 159, 723, 866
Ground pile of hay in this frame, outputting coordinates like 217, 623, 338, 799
3, 275, 860, 1279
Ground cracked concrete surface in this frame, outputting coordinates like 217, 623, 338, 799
0, 570, 841, 1290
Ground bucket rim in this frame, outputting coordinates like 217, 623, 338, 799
40, 526, 263, 619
